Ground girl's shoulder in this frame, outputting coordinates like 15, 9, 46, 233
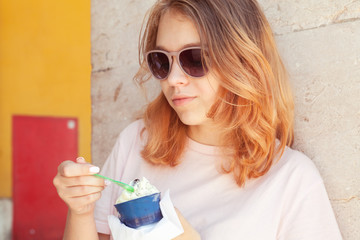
120, 119, 145, 137
268, 146, 324, 187
280, 146, 317, 172
112, 119, 146, 152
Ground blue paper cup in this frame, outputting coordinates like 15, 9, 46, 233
114, 192, 163, 229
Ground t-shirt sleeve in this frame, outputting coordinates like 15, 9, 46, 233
93, 120, 144, 235
93, 135, 123, 235
277, 152, 343, 240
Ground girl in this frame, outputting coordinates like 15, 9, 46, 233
53, 0, 342, 239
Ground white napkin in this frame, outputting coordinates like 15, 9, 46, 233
108, 190, 184, 240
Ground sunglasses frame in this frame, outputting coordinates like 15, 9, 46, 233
145, 46, 207, 80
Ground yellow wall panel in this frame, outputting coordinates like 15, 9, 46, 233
0, 0, 91, 197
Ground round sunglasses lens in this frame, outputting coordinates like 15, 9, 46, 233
147, 52, 169, 79
179, 49, 207, 77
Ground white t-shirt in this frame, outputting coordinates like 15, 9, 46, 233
94, 120, 343, 239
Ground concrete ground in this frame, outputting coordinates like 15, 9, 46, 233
0, 198, 12, 240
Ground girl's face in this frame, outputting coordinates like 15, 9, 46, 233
156, 10, 220, 141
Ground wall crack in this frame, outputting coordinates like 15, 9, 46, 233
92, 67, 113, 73
332, 196, 360, 203
275, 17, 360, 36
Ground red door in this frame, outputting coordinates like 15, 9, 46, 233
12, 115, 78, 240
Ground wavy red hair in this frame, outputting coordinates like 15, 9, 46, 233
134, 0, 294, 186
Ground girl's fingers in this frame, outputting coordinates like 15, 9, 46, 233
53, 159, 105, 214
173, 208, 201, 240
60, 175, 106, 188
76, 157, 87, 163
58, 160, 100, 177
66, 192, 102, 211
62, 185, 105, 198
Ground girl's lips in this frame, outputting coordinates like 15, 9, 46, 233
172, 96, 196, 106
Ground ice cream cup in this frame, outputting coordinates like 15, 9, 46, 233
114, 192, 163, 229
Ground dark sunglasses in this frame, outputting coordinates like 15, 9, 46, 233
145, 47, 208, 80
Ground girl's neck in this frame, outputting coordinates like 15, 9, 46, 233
187, 124, 222, 146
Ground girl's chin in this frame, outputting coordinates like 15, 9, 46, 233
176, 114, 210, 127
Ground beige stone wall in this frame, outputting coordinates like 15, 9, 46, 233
91, 1, 360, 239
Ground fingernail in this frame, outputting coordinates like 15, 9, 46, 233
89, 166, 100, 173
105, 180, 111, 186
77, 157, 85, 161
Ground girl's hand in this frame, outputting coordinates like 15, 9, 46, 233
174, 208, 201, 240
53, 157, 107, 215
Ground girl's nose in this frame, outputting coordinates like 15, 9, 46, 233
166, 57, 189, 86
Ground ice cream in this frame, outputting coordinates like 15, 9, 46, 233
116, 177, 160, 204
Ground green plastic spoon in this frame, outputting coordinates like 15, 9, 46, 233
94, 174, 134, 192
